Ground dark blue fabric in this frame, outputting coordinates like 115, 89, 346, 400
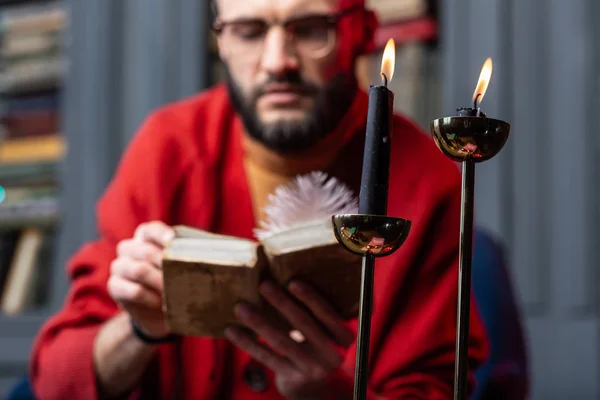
471, 229, 529, 400
5, 376, 36, 400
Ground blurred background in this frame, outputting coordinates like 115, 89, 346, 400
0, 0, 597, 399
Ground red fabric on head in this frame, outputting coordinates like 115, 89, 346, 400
340, 0, 366, 8
336, 0, 379, 62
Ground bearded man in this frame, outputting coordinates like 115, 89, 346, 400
30, 0, 488, 398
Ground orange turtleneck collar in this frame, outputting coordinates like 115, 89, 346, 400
242, 90, 369, 224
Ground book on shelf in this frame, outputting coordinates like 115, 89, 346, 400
1, 89, 61, 147
1, 105, 60, 139
1, 90, 60, 115
0, 133, 65, 164
0, 161, 59, 186
0, 184, 58, 227
0, 53, 65, 94
1, 30, 62, 59
162, 172, 362, 338
0, 229, 20, 300
0, 1, 65, 35
0, 227, 49, 315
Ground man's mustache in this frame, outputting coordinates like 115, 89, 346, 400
251, 73, 320, 101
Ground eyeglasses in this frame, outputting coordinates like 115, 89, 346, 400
212, 5, 364, 61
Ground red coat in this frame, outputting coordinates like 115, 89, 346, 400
29, 84, 488, 399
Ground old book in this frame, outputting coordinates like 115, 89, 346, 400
1, 2, 66, 36
0, 54, 65, 95
0, 134, 65, 164
162, 172, 362, 338
2, 109, 60, 138
0, 227, 44, 315
162, 219, 362, 338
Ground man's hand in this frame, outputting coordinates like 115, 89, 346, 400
107, 221, 175, 338
225, 280, 355, 400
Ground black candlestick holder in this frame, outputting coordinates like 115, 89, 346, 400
430, 115, 510, 400
332, 214, 411, 399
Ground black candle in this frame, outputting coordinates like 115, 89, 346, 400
456, 94, 487, 117
358, 78, 394, 216
353, 38, 397, 400
457, 107, 487, 117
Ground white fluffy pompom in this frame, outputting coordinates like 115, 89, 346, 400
254, 171, 358, 240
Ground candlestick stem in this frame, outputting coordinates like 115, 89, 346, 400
454, 159, 475, 400
354, 252, 376, 400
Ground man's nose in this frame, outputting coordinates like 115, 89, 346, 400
260, 27, 299, 75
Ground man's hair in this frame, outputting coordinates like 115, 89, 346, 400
210, 0, 218, 19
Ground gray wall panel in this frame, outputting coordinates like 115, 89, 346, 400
508, 0, 550, 315
547, 0, 593, 316
53, 0, 125, 311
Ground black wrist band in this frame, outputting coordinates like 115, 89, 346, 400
130, 318, 177, 344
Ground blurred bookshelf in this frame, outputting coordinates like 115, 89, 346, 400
0, 0, 66, 392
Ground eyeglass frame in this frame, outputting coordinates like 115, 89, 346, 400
211, 5, 366, 60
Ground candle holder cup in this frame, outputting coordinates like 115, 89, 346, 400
332, 214, 411, 257
431, 116, 510, 162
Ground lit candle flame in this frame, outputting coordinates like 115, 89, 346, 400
472, 57, 493, 106
380, 38, 396, 85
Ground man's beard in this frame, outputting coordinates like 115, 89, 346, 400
225, 67, 357, 154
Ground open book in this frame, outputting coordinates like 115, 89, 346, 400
162, 218, 362, 337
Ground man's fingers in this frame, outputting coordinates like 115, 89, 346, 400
225, 325, 297, 375
233, 302, 315, 371
116, 239, 164, 267
288, 280, 355, 348
107, 275, 162, 308
259, 281, 343, 369
134, 221, 175, 247
110, 257, 163, 293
